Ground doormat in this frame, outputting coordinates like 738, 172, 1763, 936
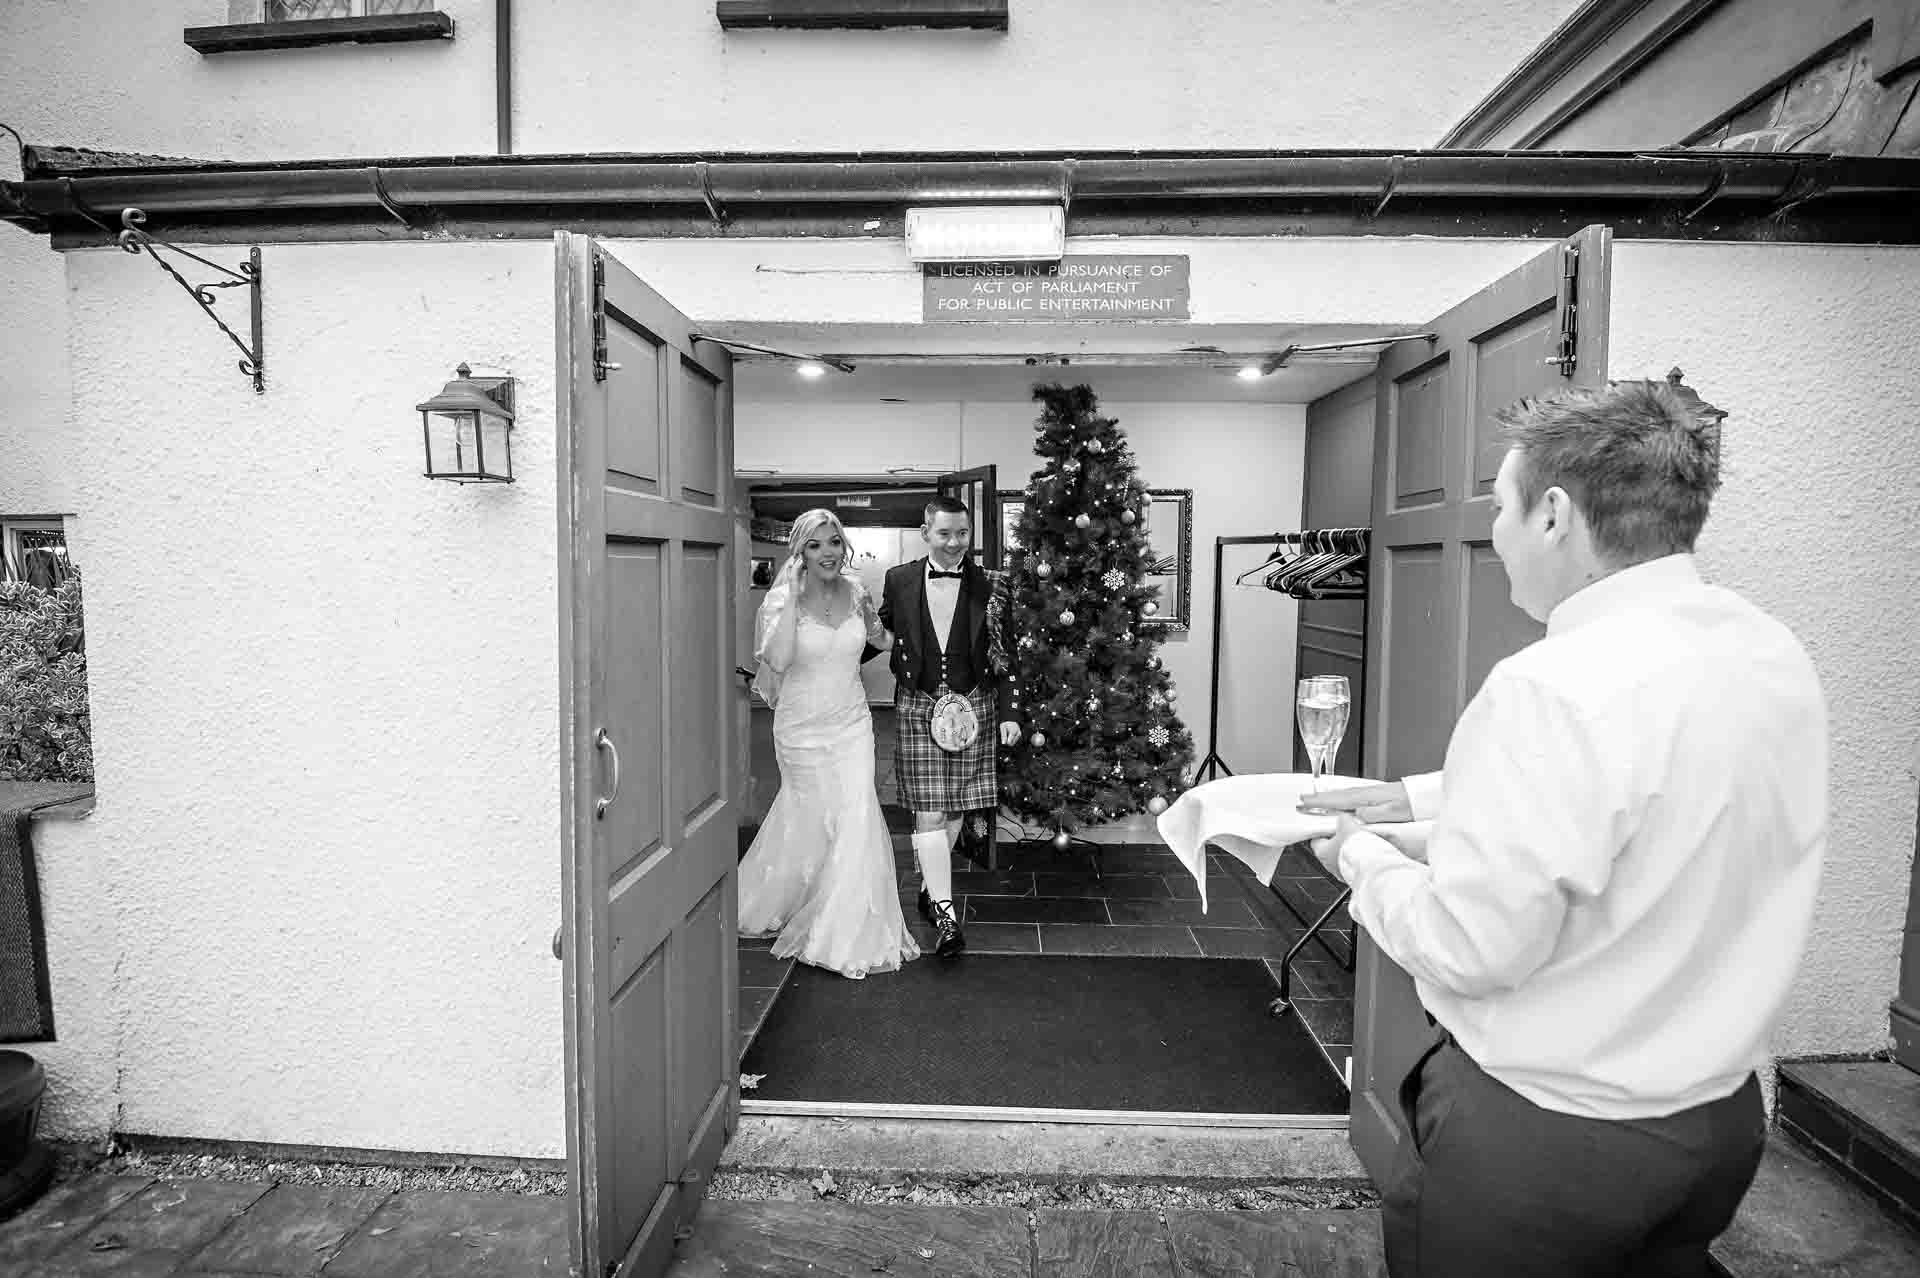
739, 954, 1346, 1114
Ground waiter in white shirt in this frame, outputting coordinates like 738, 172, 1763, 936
1312, 378, 1827, 1278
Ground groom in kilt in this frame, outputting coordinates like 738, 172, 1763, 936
876, 496, 1024, 961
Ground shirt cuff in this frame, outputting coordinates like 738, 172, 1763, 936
1403, 771, 1444, 821
1336, 827, 1411, 887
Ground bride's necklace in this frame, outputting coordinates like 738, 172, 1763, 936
801, 578, 849, 628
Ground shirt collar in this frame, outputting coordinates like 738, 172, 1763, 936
1547, 553, 1701, 635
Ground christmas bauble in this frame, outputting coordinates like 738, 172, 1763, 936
1074, 513, 1091, 529
1121, 511, 1136, 524
1058, 610, 1076, 625
1141, 601, 1159, 616
1147, 795, 1169, 816
1051, 831, 1072, 851
1029, 731, 1047, 748
1036, 561, 1054, 580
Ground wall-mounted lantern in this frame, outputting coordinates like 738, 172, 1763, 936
417, 364, 516, 484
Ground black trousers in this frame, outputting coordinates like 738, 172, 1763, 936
1383, 1029, 1766, 1278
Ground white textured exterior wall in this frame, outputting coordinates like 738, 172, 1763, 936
1610, 242, 1920, 1061
517, 0, 1579, 153
17, 240, 565, 1156
733, 398, 1310, 776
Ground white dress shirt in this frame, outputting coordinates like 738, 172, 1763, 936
925, 560, 962, 654
1338, 555, 1827, 1121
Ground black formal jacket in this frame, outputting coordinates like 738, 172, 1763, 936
875, 557, 1021, 721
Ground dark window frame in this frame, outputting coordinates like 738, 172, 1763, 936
717, 1, 1009, 31
184, 10, 454, 55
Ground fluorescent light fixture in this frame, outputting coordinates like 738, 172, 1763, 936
1236, 365, 1264, 381
905, 205, 1065, 262
797, 362, 827, 379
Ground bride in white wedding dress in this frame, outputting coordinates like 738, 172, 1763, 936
738, 509, 921, 979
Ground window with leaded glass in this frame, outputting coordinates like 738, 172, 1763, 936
228, 1, 434, 21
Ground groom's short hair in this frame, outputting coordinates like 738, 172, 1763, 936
923, 495, 970, 526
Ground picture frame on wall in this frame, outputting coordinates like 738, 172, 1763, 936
1141, 488, 1193, 631
998, 490, 1027, 563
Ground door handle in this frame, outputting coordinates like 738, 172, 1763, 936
552, 926, 562, 960
595, 727, 620, 819
734, 665, 755, 685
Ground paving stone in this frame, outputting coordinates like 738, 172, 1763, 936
0, 1174, 153, 1269
42, 1179, 270, 1276
183, 1182, 389, 1276
1034, 1209, 1175, 1276
1165, 1208, 1386, 1276
322, 1191, 568, 1277
666, 1200, 1028, 1277
1711, 1137, 1920, 1278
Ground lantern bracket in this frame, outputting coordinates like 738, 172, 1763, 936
116, 207, 264, 393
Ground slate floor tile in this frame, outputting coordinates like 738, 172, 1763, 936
666, 1200, 1029, 1277
963, 895, 1109, 925
1165, 1208, 1386, 1276
1107, 897, 1259, 929
1033, 1209, 1176, 1277
323, 1191, 568, 1278
46, 1179, 271, 1276
183, 1182, 389, 1276
1296, 997, 1355, 1047
0, 1174, 153, 1270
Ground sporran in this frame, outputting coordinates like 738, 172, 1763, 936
929, 687, 980, 753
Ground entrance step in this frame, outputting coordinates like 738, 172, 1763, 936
668, 1199, 1387, 1277
1774, 1058, 1920, 1228
721, 1114, 1366, 1184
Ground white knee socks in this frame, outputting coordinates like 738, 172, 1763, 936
913, 830, 953, 909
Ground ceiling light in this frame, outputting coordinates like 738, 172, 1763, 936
797, 362, 827, 379
1236, 366, 1264, 381
905, 206, 1066, 262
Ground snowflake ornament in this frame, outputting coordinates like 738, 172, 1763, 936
1148, 726, 1170, 747
1101, 568, 1126, 590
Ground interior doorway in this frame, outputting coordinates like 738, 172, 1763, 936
723, 344, 1385, 1124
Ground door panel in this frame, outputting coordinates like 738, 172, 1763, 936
1470, 303, 1557, 498
559, 232, 739, 1278
1351, 226, 1611, 1185
1379, 545, 1451, 782
1389, 359, 1448, 510
938, 465, 1000, 569
676, 358, 722, 506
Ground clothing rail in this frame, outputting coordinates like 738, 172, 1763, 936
1194, 531, 1371, 980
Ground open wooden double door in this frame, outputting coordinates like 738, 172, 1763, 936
551, 226, 1612, 1274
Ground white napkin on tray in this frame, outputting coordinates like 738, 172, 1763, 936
1155, 773, 1432, 912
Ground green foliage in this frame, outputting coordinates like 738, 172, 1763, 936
1000, 385, 1194, 834
0, 569, 94, 782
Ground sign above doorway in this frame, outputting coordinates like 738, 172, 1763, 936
923, 255, 1190, 322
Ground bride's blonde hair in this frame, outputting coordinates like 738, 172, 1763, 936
787, 508, 851, 572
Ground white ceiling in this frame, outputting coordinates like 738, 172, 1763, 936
715, 322, 1411, 405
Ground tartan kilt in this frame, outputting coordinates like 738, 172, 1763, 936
893, 684, 998, 813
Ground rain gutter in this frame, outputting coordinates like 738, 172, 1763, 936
3, 149, 1916, 244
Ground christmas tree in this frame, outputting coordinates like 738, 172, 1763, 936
1000, 384, 1196, 840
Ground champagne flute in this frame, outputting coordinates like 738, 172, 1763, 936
1296, 675, 1351, 798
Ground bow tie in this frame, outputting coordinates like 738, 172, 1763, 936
928, 568, 965, 580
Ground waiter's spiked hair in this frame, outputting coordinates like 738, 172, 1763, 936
1496, 379, 1725, 564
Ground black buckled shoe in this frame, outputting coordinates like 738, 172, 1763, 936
930, 900, 965, 962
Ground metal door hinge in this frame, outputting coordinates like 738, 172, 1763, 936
1544, 244, 1579, 378
590, 254, 620, 380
